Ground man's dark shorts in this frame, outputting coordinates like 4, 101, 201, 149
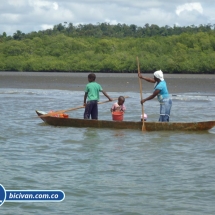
84, 100, 98, 119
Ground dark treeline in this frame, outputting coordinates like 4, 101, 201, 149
0, 23, 215, 73
1, 22, 215, 40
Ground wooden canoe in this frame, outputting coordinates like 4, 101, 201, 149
36, 110, 215, 131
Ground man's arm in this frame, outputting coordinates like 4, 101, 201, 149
141, 89, 160, 104
83, 92, 88, 106
138, 74, 156, 83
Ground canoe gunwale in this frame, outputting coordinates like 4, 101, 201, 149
36, 111, 215, 131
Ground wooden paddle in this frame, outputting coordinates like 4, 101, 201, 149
136, 57, 146, 131
39, 96, 129, 117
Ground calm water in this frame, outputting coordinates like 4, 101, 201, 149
1, 88, 215, 214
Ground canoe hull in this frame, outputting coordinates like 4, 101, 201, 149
36, 111, 215, 131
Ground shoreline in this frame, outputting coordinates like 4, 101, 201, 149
0, 72, 214, 93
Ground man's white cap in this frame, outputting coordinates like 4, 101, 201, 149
154, 70, 164, 81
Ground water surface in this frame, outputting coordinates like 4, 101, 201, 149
0, 89, 215, 214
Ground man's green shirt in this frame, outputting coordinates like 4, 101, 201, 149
85, 82, 103, 101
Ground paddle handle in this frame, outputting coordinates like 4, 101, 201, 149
62, 96, 129, 113
39, 96, 129, 117
137, 57, 146, 131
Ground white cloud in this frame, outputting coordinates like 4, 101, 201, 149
176, 3, 203, 16
104, 19, 118, 25
41, 24, 54, 30
2, 14, 20, 23
29, 0, 58, 10
53, 2, 58, 10
0, 0, 215, 35
8, 0, 26, 7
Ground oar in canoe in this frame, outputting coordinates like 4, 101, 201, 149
38, 96, 129, 118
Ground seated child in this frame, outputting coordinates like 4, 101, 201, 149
111, 96, 126, 112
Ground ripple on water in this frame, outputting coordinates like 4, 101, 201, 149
0, 89, 215, 214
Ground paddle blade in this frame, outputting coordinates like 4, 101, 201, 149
142, 123, 146, 131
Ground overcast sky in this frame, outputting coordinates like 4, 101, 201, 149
1, 0, 215, 36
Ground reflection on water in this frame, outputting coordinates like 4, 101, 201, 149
112, 130, 126, 137
0, 88, 215, 214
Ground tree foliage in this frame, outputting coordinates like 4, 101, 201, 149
0, 23, 215, 73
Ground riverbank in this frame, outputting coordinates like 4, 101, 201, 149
0, 72, 214, 93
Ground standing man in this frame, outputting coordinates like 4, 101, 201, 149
138, 70, 172, 122
84, 73, 112, 119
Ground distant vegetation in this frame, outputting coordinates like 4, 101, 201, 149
0, 23, 215, 73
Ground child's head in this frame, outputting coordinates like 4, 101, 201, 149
118, 96, 125, 105
88, 73, 96, 82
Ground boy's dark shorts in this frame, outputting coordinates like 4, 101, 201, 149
84, 100, 98, 119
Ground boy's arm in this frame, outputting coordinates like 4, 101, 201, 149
101, 90, 112, 101
83, 92, 88, 106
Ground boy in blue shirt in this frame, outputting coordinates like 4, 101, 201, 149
84, 73, 112, 119
138, 70, 172, 122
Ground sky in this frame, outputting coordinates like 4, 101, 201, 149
1, 0, 215, 36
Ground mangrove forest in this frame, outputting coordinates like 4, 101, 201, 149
0, 23, 215, 73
